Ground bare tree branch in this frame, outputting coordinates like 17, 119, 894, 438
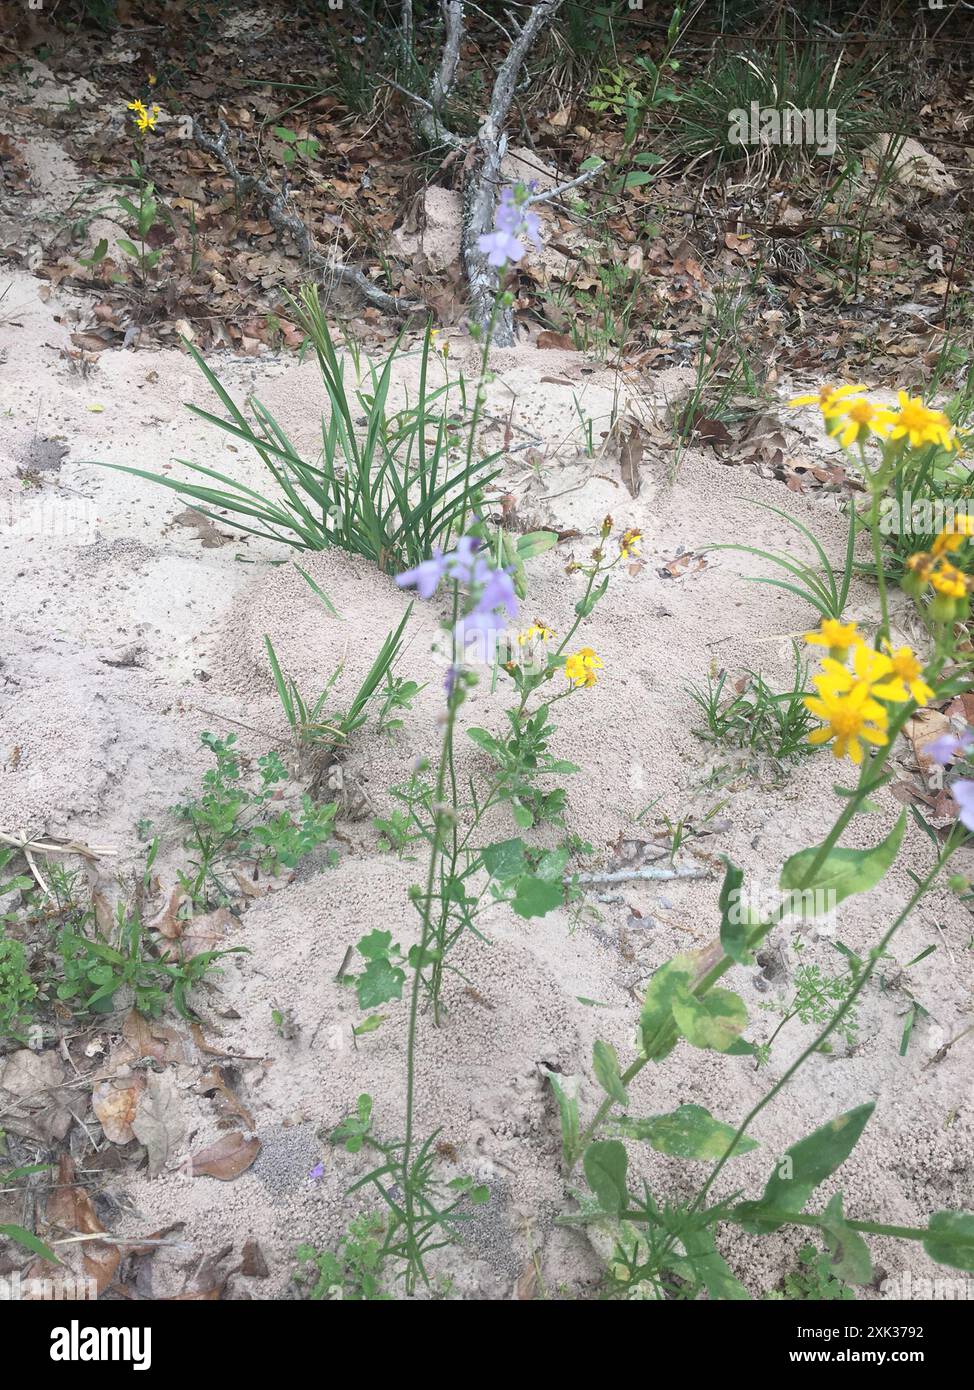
192, 118, 422, 318
462, 0, 565, 344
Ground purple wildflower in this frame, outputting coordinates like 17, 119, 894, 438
478, 229, 525, 266
308, 1162, 325, 1182
396, 551, 447, 599
478, 567, 518, 617
951, 780, 974, 833
927, 728, 974, 766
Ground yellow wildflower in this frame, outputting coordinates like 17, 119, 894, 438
881, 641, 934, 706
823, 395, 893, 447
887, 392, 957, 451
127, 98, 160, 132
932, 515, 974, 557
803, 618, 862, 660
805, 682, 890, 764
930, 561, 967, 600
789, 383, 866, 414
815, 642, 909, 705
565, 647, 603, 688
620, 528, 642, 560
517, 620, 557, 645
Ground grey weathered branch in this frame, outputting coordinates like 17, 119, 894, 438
524, 161, 605, 207
461, 0, 566, 344
396, 0, 566, 344
192, 118, 422, 317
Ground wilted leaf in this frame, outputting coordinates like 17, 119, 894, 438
92, 1074, 146, 1144
191, 1130, 261, 1180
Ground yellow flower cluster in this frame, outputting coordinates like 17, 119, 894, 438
802, 621, 932, 764
903, 516, 974, 621
620, 528, 642, 560
789, 385, 958, 452
517, 620, 557, 645
127, 99, 161, 133
565, 647, 603, 688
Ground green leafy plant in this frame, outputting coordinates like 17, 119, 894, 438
551, 385, 974, 1297
56, 903, 240, 1018
687, 645, 817, 765
265, 600, 413, 751
295, 1214, 390, 1301
766, 1242, 856, 1301
174, 733, 337, 906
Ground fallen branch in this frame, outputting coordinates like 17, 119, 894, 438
572, 863, 712, 886
0, 831, 116, 861
191, 118, 423, 318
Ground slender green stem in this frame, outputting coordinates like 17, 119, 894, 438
691, 834, 961, 1212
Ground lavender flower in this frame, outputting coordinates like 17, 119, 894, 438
396, 536, 519, 670
927, 728, 974, 766
477, 183, 542, 270
951, 780, 974, 833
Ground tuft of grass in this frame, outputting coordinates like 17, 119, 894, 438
687, 644, 816, 764
669, 43, 885, 171
95, 286, 502, 575
707, 499, 857, 622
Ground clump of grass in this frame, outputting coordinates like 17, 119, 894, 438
669, 43, 885, 170
687, 645, 816, 764
96, 286, 501, 575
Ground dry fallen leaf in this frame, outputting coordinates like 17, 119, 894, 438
132, 1071, 186, 1177
92, 1074, 146, 1144
619, 421, 643, 498
190, 1130, 261, 1180
45, 1155, 120, 1295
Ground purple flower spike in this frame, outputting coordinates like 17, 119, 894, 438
951, 780, 974, 832
477, 567, 518, 618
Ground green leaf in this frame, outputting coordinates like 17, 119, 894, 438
357, 929, 393, 961
534, 847, 570, 882
116, 238, 140, 260
820, 1193, 873, 1284
352, 1013, 385, 1037
682, 1226, 750, 1299
592, 1040, 628, 1106
718, 857, 752, 965
467, 727, 502, 755
923, 1211, 974, 1272
638, 952, 697, 1060
481, 838, 528, 882
583, 1140, 629, 1216
617, 1104, 757, 1161
79, 238, 108, 267
735, 1102, 875, 1234
543, 1068, 579, 1163
672, 985, 748, 1053
515, 530, 558, 560
511, 874, 562, 919
0, 1224, 59, 1263
355, 958, 405, 1009
511, 801, 534, 830
780, 812, 905, 915
274, 125, 298, 143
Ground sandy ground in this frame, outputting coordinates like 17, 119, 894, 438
1, 65, 972, 1302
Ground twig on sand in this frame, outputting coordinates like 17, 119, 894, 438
0, 831, 116, 861
572, 862, 712, 886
